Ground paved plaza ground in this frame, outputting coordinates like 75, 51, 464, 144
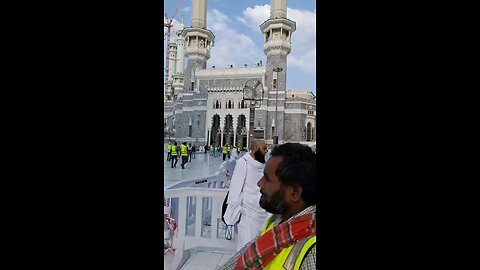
163, 144, 245, 187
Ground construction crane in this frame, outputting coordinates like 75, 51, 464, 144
164, 0, 184, 96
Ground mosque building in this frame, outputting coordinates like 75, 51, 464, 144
164, 0, 316, 148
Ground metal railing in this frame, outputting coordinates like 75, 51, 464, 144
164, 158, 238, 270
165, 187, 237, 270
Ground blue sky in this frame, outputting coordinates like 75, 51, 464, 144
164, 0, 316, 93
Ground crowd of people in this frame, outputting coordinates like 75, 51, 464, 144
165, 139, 317, 269
166, 140, 249, 169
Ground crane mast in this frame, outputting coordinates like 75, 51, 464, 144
164, 0, 183, 98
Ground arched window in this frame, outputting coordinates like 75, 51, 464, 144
306, 122, 312, 141
214, 100, 221, 109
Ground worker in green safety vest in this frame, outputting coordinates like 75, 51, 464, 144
187, 144, 192, 162
222, 144, 228, 160
170, 142, 178, 168
180, 142, 188, 169
217, 143, 316, 270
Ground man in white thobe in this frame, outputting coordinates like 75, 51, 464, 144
223, 140, 270, 251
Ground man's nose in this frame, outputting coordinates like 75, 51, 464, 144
257, 177, 264, 188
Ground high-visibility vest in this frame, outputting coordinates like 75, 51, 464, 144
171, 146, 177, 156
215, 147, 218, 152
237, 147, 241, 152
188, 146, 192, 151
180, 144, 188, 156
260, 215, 316, 270
222, 147, 228, 154
167, 144, 172, 152
227, 146, 230, 151
210, 146, 213, 151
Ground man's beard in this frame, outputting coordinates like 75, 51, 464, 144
254, 149, 266, 164
259, 187, 288, 214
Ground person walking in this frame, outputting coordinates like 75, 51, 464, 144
230, 145, 238, 160
188, 143, 193, 162
216, 143, 317, 270
222, 144, 228, 160
180, 142, 188, 169
214, 145, 219, 157
192, 145, 196, 159
227, 144, 231, 159
167, 141, 172, 161
222, 140, 270, 252
210, 145, 214, 156
170, 142, 178, 168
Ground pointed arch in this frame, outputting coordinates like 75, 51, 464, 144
306, 122, 312, 141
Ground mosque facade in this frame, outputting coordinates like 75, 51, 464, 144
164, 0, 316, 148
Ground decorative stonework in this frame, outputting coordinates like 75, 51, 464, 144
264, 44, 291, 56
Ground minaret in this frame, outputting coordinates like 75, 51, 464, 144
179, 0, 215, 92
175, 17, 185, 75
165, 41, 177, 101
191, 0, 208, 29
172, 17, 185, 100
260, 0, 296, 142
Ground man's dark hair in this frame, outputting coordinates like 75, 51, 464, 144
270, 143, 317, 206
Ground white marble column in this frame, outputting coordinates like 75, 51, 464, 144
207, 128, 211, 145
233, 128, 237, 146
270, 0, 287, 19
220, 129, 224, 146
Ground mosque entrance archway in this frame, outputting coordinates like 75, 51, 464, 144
224, 114, 233, 145
236, 114, 247, 148
306, 122, 312, 141
210, 114, 220, 145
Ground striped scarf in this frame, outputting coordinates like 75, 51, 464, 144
234, 212, 316, 269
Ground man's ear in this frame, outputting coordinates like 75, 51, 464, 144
289, 184, 303, 202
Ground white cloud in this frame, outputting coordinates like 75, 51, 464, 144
206, 9, 263, 68
181, 6, 191, 14
237, 5, 316, 74
236, 4, 270, 32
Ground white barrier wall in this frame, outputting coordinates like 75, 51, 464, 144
165, 187, 237, 270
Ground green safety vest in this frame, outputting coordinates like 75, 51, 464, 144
222, 147, 228, 154
167, 144, 172, 152
171, 146, 177, 156
188, 146, 192, 151
260, 215, 316, 270
181, 144, 188, 156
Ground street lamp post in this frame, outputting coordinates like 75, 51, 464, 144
272, 67, 283, 145
243, 78, 264, 148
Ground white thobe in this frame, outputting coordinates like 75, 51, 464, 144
230, 148, 238, 160
223, 152, 270, 251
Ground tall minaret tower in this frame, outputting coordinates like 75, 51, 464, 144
172, 17, 185, 100
179, 0, 215, 92
260, 0, 296, 142
165, 40, 177, 101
